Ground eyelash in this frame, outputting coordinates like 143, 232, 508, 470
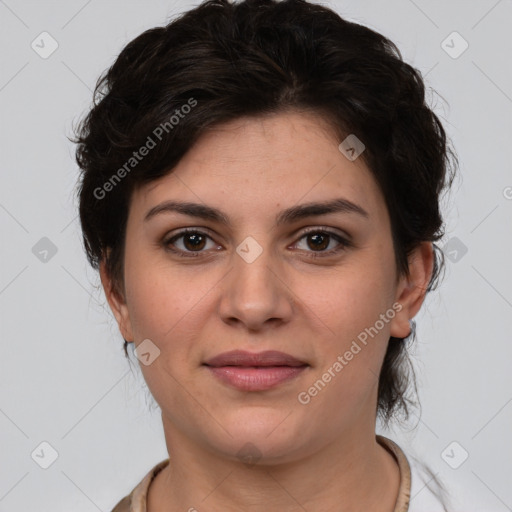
162, 227, 353, 259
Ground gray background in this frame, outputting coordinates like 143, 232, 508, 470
1, 0, 511, 510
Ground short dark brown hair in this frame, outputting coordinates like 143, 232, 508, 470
72, 0, 458, 426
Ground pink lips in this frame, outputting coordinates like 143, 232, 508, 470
203, 350, 308, 391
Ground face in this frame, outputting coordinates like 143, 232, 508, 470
102, 111, 431, 464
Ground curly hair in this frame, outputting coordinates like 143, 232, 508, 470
72, 0, 458, 426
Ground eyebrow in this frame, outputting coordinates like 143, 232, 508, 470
144, 198, 369, 226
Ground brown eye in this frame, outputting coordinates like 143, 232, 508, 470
294, 229, 352, 257
163, 229, 218, 257
306, 233, 330, 251
181, 232, 207, 251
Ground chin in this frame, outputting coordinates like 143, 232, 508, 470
205, 408, 310, 465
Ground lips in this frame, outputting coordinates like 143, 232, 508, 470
203, 350, 309, 391
203, 350, 307, 368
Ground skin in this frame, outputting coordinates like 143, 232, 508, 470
101, 111, 433, 511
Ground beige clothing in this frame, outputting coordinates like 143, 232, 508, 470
111, 435, 411, 512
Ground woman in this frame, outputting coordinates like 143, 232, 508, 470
73, 0, 458, 510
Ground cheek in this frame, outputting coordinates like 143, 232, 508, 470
125, 278, 172, 338
304, 263, 394, 340
124, 252, 204, 337
297, 256, 396, 389
301, 282, 393, 420
124, 260, 220, 393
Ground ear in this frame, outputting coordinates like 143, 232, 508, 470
389, 242, 434, 338
99, 255, 134, 343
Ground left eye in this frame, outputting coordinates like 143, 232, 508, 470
163, 229, 350, 257
294, 230, 349, 255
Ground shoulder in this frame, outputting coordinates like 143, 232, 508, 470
378, 435, 449, 512
111, 494, 132, 512
110, 459, 170, 512
400, 444, 486, 512
406, 455, 450, 512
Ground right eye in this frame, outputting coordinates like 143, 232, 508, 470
162, 229, 221, 257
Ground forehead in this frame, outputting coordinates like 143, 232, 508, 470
132, 111, 386, 224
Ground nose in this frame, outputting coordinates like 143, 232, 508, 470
217, 240, 294, 332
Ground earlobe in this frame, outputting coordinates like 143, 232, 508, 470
389, 242, 434, 339
99, 257, 134, 343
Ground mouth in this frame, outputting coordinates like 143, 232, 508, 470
203, 350, 309, 391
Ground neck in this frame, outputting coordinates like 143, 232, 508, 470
148, 417, 400, 512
